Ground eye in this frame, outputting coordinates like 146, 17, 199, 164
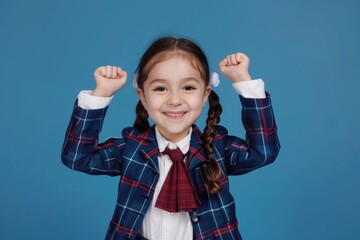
183, 85, 196, 91
153, 86, 166, 92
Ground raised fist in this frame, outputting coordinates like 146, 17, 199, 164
218, 53, 252, 82
92, 66, 127, 97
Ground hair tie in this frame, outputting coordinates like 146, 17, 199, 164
209, 72, 220, 87
132, 71, 220, 89
133, 73, 139, 89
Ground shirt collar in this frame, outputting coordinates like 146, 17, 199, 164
155, 126, 192, 155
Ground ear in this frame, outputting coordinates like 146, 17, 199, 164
202, 85, 212, 106
136, 88, 147, 109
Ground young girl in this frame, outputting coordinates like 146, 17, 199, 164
62, 37, 280, 240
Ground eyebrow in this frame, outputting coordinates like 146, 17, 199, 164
148, 77, 201, 85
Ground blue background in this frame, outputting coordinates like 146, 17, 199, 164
1, 0, 359, 239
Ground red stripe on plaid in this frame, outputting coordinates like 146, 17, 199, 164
112, 221, 137, 236
68, 136, 95, 144
244, 127, 276, 135
145, 148, 158, 158
246, 130, 277, 136
194, 219, 237, 240
70, 120, 80, 138
214, 133, 227, 140
244, 126, 274, 131
231, 142, 248, 150
127, 134, 152, 145
198, 176, 228, 192
137, 128, 151, 139
188, 147, 207, 162
195, 228, 213, 239
68, 119, 97, 144
120, 176, 155, 192
192, 126, 203, 139
122, 128, 153, 145
259, 99, 269, 140
95, 142, 114, 149
213, 220, 238, 237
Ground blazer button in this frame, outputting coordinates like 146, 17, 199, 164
191, 215, 200, 223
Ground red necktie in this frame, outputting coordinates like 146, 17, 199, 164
155, 147, 200, 212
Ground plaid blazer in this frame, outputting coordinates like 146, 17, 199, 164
61, 92, 280, 240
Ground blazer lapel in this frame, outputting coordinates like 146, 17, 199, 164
136, 126, 160, 173
187, 125, 207, 171
135, 125, 207, 173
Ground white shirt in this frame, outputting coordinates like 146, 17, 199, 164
77, 79, 265, 240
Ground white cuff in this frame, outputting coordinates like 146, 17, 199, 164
232, 79, 266, 99
77, 90, 113, 109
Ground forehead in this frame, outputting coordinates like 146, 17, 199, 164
148, 56, 200, 78
145, 50, 204, 76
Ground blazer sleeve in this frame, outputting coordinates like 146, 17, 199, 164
223, 92, 281, 175
61, 100, 125, 176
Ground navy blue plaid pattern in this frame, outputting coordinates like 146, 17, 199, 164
61, 92, 280, 240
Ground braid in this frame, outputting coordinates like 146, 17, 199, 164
133, 100, 150, 131
202, 90, 223, 193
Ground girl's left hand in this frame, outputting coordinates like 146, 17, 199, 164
218, 52, 252, 82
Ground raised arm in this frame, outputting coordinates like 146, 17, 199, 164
217, 53, 280, 175
61, 66, 128, 176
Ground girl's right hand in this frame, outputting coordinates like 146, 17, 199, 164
92, 66, 127, 97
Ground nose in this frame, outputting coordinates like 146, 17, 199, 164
167, 91, 182, 105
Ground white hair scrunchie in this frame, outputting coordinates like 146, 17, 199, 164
132, 72, 220, 89
133, 73, 139, 89
209, 72, 220, 87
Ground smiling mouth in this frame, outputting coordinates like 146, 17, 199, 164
164, 112, 187, 119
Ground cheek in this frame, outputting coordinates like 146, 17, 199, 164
144, 96, 162, 113
189, 95, 207, 111
195, 102, 205, 112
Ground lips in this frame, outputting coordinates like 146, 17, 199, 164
164, 111, 187, 119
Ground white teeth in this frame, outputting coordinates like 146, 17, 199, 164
166, 112, 184, 117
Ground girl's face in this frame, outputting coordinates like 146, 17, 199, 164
137, 56, 211, 142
